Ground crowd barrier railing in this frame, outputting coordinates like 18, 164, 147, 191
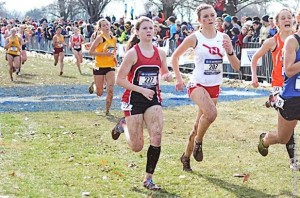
0, 34, 273, 83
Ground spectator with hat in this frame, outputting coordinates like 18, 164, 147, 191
223, 15, 233, 38
259, 15, 270, 44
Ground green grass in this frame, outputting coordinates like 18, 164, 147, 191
0, 50, 300, 197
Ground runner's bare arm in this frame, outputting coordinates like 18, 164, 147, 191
283, 36, 300, 77
223, 34, 240, 71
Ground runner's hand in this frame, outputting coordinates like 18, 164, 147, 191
141, 88, 155, 101
175, 79, 185, 92
162, 73, 173, 82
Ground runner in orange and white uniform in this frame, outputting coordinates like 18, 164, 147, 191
88, 18, 117, 115
70, 27, 85, 74
52, 26, 66, 76
4, 27, 22, 81
251, 8, 298, 170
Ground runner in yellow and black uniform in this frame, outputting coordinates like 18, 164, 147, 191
52, 26, 66, 76
89, 18, 117, 115
4, 27, 21, 81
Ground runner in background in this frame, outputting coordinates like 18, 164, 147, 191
18, 25, 29, 74
251, 8, 298, 170
4, 28, 22, 81
70, 26, 85, 74
88, 18, 117, 116
171, 4, 240, 172
52, 26, 66, 76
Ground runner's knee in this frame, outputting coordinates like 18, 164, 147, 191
130, 143, 144, 152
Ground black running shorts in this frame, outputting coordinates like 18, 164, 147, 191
279, 96, 300, 121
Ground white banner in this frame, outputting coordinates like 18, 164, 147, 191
241, 48, 262, 67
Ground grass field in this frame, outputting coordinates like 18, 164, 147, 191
0, 50, 300, 197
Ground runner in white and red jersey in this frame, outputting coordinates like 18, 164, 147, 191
171, 4, 240, 172
111, 16, 172, 191
70, 27, 85, 74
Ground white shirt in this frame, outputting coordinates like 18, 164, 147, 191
190, 30, 225, 86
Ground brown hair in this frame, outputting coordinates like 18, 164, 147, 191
126, 16, 153, 51
195, 4, 214, 19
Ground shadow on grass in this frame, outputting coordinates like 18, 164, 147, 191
279, 190, 300, 198
13, 80, 32, 84
81, 73, 93, 77
59, 75, 76, 79
130, 186, 180, 198
196, 173, 278, 198
104, 114, 123, 123
17, 73, 38, 79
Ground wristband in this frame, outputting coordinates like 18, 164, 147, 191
227, 51, 234, 56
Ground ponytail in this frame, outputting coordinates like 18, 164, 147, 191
126, 34, 140, 51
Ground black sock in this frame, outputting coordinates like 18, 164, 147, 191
286, 131, 295, 160
146, 145, 161, 174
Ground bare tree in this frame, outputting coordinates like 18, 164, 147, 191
0, 1, 8, 17
46, 0, 82, 20
78, 0, 113, 23
25, 9, 44, 21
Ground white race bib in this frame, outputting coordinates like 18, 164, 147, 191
107, 47, 115, 53
204, 59, 223, 75
138, 72, 158, 88
186, 81, 197, 89
10, 46, 17, 51
295, 78, 300, 90
74, 45, 81, 49
121, 102, 133, 111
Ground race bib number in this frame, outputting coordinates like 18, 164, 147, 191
74, 45, 80, 49
138, 72, 158, 88
107, 46, 115, 53
58, 43, 63, 48
275, 95, 284, 109
10, 46, 17, 51
204, 59, 222, 75
186, 81, 197, 89
272, 86, 282, 95
121, 102, 133, 111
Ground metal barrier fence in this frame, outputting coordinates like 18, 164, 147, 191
0, 34, 273, 83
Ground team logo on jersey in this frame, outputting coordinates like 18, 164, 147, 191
203, 44, 223, 58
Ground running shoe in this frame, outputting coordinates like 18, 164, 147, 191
290, 158, 300, 171
143, 179, 161, 191
258, 133, 268, 157
16, 68, 21, 75
193, 141, 203, 162
180, 153, 192, 172
105, 111, 113, 116
111, 117, 125, 140
88, 82, 95, 94
59, 72, 63, 76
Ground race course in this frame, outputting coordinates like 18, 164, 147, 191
0, 85, 269, 112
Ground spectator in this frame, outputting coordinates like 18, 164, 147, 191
215, 17, 224, 32
214, 0, 225, 17
268, 17, 277, 38
259, 15, 270, 44
230, 27, 240, 47
251, 20, 261, 42
223, 15, 233, 38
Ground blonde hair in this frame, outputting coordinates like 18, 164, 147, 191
97, 18, 110, 28
275, 8, 292, 22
